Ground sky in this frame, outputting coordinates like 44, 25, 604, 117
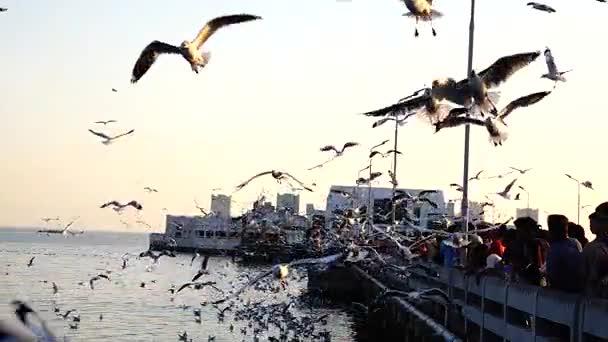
0, 0, 606, 232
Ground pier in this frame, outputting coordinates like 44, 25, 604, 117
308, 263, 608, 342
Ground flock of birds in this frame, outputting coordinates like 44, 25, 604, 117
2, 0, 607, 341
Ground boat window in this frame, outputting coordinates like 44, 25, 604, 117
229, 232, 239, 238
205, 231, 213, 238
216, 231, 227, 238
197, 230, 204, 238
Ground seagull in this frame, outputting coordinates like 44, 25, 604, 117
542, 47, 572, 88
130, 14, 262, 83
88, 129, 134, 145
194, 199, 210, 216
320, 142, 359, 157
510, 167, 532, 174
235, 170, 313, 192
496, 90, 552, 125
192, 255, 211, 282
450, 183, 464, 192
469, 170, 484, 181
527, 2, 556, 13
144, 187, 159, 193
176, 281, 222, 294
27, 257, 35, 267
362, 90, 430, 117
371, 139, 391, 150
94, 120, 117, 125
582, 181, 594, 190
37, 217, 80, 235
496, 179, 518, 199
41, 217, 60, 223
435, 115, 508, 146
432, 51, 540, 116
514, 193, 521, 200
100, 200, 143, 212
0, 8, 7, 12
212, 253, 345, 304
369, 151, 386, 159
89, 274, 110, 289
401, 0, 443, 37
111, 88, 118, 92
371, 115, 412, 128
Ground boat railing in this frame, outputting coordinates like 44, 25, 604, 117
403, 264, 608, 341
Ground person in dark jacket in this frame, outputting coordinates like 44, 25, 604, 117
546, 214, 584, 292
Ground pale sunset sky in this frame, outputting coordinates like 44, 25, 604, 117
0, 0, 606, 232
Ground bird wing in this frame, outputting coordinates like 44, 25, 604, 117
544, 48, 558, 75
431, 78, 470, 105
498, 91, 551, 121
61, 217, 80, 233
176, 283, 194, 294
288, 253, 344, 268
89, 129, 112, 140
475, 170, 484, 178
100, 201, 121, 209
372, 117, 392, 128
418, 190, 437, 197
235, 171, 273, 191
283, 172, 313, 192
110, 129, 135, 140
320, 145, 339, 153
341, 142, 359, 151
502, 178, 517, 194
362, 95, 428, 117
418, 197, 438, 209
190, 14, 262, 49
479, 51, 540, 88
202, 255, 210, 270
131, 41, 182, 83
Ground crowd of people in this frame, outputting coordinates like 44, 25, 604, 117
421, 202, 608, 298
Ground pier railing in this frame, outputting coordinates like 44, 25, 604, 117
402, 264, 608, 342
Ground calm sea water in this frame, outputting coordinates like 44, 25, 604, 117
0, 229, 357, 341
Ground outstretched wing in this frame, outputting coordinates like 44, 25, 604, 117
100, 201, 121, 209
479, 51, 541, 88
61, 217, 80, 234
288, 253, 344, 268
191, 14, 262, 49
362, 95, 429, 117
342, 142, 359, 151
320, 145, 339, 153
176, 283, 194, 294
502, 178, 517, 194
89, 129, 112, 140
202, 255, 210, 270
283, 172, 313, 192
498, 91, 551, 121
544, 48, 558, 75
235, 171, 273, 191
110, 129, 135, 140
131, 41, 182, 83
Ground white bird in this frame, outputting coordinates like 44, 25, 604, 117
542, 47, 572, 88
510, 167, 532, 175
431, 51, 540, 116
527, 2, 556, 13
144, 187, 159, 193
100, 200, 143, 212
130, 14, 262, 83
401, 0, 443, 37
235, 170, 313, 192
37, 217, 80, 236
94, 120, 117, 125
469, 170, 484, 181
320, 142, 359, 157
496, 179, 518, 199
88, 129, 134, 145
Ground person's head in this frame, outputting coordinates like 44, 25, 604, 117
589, 202, 608, 237
514, 217, 539, 239
547, 214, 569, 241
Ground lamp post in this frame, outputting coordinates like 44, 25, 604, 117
364, 140, 390, 234
565, 174, 594, 225
461, 0, 477, 236
390, 114, 400, 230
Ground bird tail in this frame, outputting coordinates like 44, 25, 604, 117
560, 69, 572, 76
430, 9, 444, 19
201, 52, 211, 66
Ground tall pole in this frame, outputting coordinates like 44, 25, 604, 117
461, 0, 476, 235
368, 159, 373, 234
391, 117, 399, 229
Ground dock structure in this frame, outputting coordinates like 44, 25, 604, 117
308, 263, 608, 342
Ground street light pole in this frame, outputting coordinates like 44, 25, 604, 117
461, 0, 476, 235
391, 115, 399, 230
565, 174, 582, 225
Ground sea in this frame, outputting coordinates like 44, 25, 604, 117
0, 228, 359, 341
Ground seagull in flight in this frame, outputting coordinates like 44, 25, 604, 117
94, 120, 117, 125
41, 217, 60, 223
27, 257, 35, 267
37, 217, 80, 235
432, 51, 540, 116
144, 187, 159, 193
88, 129, 134, 145
495, 90, 552, 125
100, 200, 143, 212
176, 281, 222, 294
131, 14, 262, 83
192, 255, 211, 282
450, 183, 464, 192
111, 88, 118, 92
496, 179, 518, 199
510, 167, 532, 174
0, 8, 7, 12
235, 170, 313, 192
89, 274, 110, 289
469, 170, 484, 181
542, 47, 572, 88
320, 142, 359, 157
527, 2, 556, 13
401, 0, 443, 37
582, 181, 594, 190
